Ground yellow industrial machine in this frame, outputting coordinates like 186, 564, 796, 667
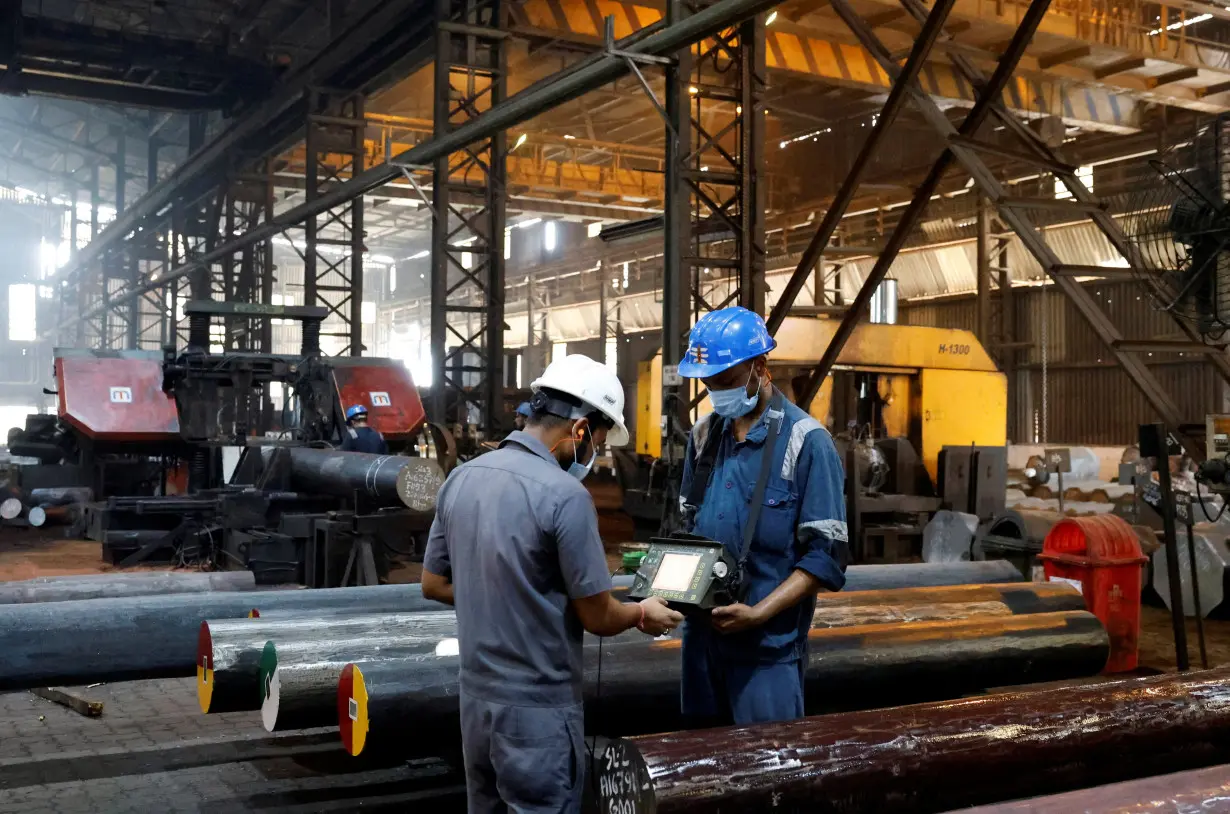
635, 318, 1007, 482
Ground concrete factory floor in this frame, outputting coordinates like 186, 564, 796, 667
0, 678, 468, 813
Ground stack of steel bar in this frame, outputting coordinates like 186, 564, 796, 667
0, 583, 450, 690
586, 667, 1230, 813
0, 560, 1019, 692
0, 570, 256, 605
331, 583, 1106, 757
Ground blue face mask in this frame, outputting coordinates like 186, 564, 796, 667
563, 422, 596, 481
567, 450, 596, 481
708, 369, 761, 418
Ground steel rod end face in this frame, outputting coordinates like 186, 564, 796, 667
591, 737, 653, 814
260, 664, 281, 733
396, 459, 445, 512
196, 621, 214, 714
338, 663, 369, 757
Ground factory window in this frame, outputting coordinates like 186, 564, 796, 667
869, 279, 898, 325
515, 353, 523, 389
552, 341, 567, 364
7, 284, 35, 342
209, 324, 225, 353
544, 221, 557, 253
604, 338, 618, 373
462, 251, 473, 270
504, 229, 512, 260
389, 265, 397, 294
361, 301, 376, 324
1054, 165, 1093, 200
270, 293, 295, 325
587, 221, 603, 239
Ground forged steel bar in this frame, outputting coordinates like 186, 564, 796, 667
805, 582, 1084, 628
0, 570, 256, 605
198, 612, 457, 714
340, 611, 1107, 756
285, 448, 444, 511
269, 584, 1076, 736
0, 583, 448, 691
587, 664, 1230, 814
610, 560, 1023, 600
59, 0, 789, 336
261, 634, 459, 731
950, 763, 1230, 813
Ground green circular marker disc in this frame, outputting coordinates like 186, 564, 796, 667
258, 641, 278, 705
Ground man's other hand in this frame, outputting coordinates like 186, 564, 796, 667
638, 596, 684, 635
710, 602, 764, 634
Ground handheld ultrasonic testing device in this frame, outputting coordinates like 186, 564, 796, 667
631, 392, 788, 612
628, 533, 742, 611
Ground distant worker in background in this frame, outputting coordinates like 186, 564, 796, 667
677, 306, 848, 727
513, 401, 532, 431
340, 405, 389, 454
422, 354, 683, 813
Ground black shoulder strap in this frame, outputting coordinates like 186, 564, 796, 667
739, 392, 786, 566
685, 415, 726, 509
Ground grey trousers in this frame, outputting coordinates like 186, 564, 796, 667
460, 689, 586, 814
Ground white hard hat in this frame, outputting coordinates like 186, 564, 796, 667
530, 354, 629, 446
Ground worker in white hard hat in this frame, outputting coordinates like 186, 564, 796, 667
422, 353, 683, 814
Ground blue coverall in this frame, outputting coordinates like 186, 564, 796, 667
679, 390, 848, 726
341, 425, 389, 455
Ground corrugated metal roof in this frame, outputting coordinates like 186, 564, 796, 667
378, 219, 1152, 347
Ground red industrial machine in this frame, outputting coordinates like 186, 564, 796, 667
9, 302, 442, 586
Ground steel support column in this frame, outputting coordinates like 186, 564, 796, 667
429, 0, 508, 436
674, 11, 764, 319
300, 89, 366, 357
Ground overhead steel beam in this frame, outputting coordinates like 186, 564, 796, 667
40, 0, 433, 298
1, 72, 233, 110
0, 115, 114, 163
796, 0, 1052, 409
764, 0, 958, 334
51, 0, 795, 339
513, 0, 1144, 132
18, 15, 274, 83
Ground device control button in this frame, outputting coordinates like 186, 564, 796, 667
712, 561, 729, 579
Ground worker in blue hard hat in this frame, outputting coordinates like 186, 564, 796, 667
513, 401, 532, 431
340, 404, 389, 454
676, 305, 848, 726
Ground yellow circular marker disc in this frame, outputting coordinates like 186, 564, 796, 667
339, 663, 369, 757
196, 621, 214, 713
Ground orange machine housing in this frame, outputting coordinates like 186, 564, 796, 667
328, 358, 426, 442
54, 350, 180, 442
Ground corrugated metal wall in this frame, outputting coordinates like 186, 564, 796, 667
903, 280, 1227, 446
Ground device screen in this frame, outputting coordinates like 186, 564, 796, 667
652, 552, 703, 593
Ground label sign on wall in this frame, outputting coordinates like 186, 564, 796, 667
110, 387, 133, 404
370, 392, 391, 407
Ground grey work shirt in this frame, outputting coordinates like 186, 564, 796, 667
423, 431, 612, 707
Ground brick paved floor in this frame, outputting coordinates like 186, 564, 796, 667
0, 678, 466, 813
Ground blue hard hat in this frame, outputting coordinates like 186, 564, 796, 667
345, 404, 368, 421
677, 306, 777, 378
515, 401, 532, 417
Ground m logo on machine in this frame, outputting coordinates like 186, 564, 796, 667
370, 392, 391, 407
109, 387, 133, 404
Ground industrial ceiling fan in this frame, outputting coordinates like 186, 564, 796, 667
1120, 120, 1230, 339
